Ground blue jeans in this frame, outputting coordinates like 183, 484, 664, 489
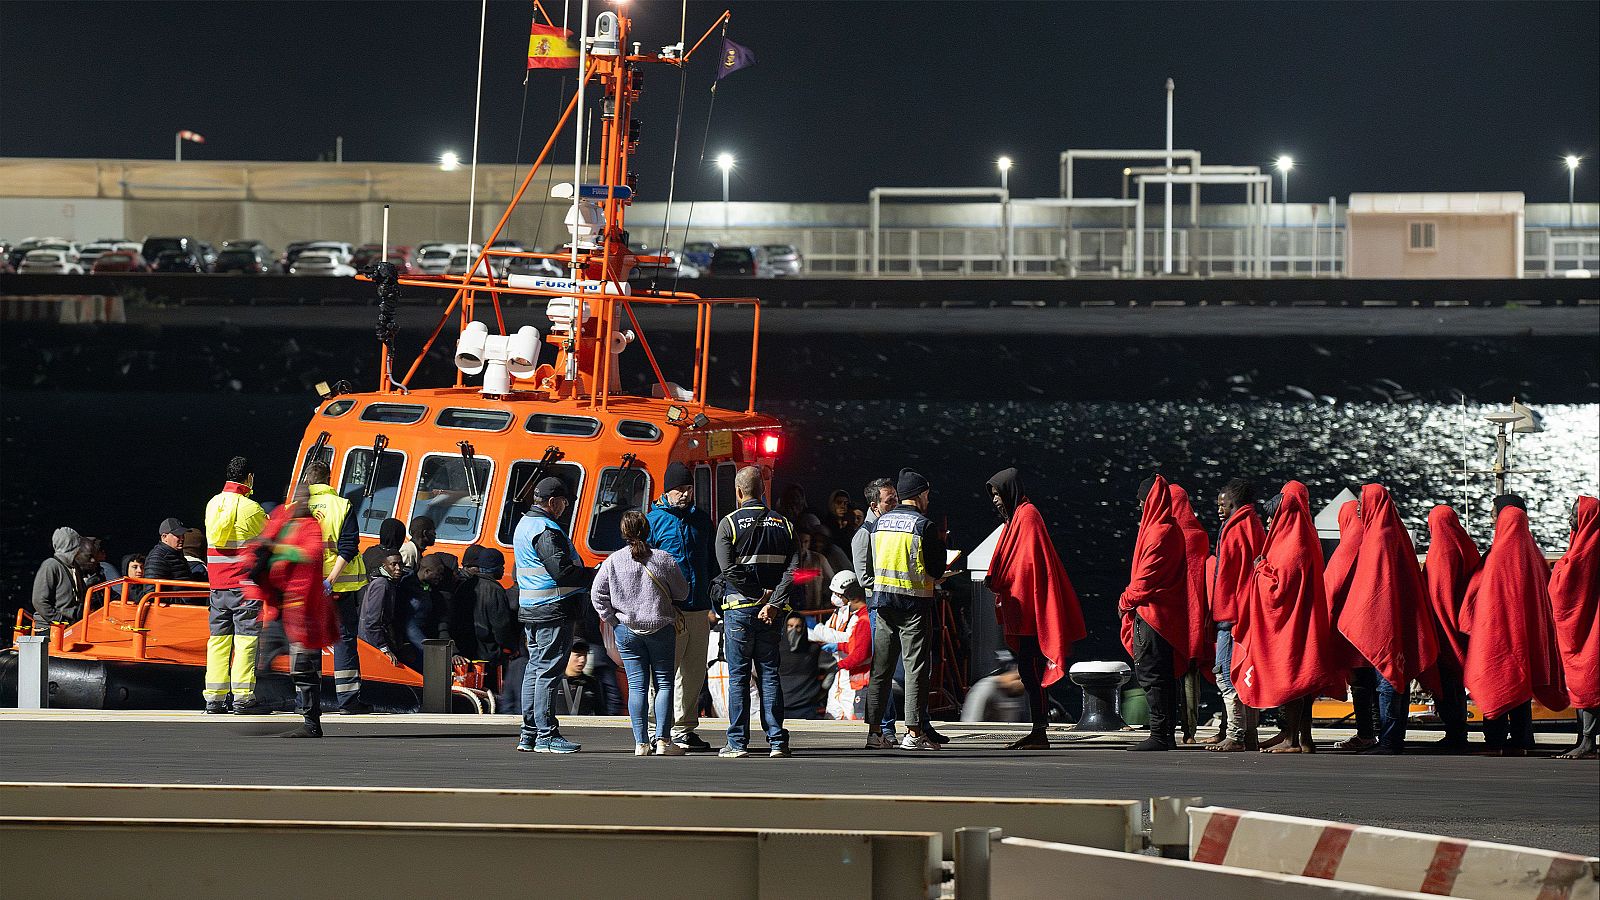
615, 622, 676, 745
723, 606, 788, 750
1377, 672, 1407, 751
520, 613, 574, 742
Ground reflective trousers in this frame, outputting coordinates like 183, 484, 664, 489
204, 589, 260, 702
332, 591, 363, 709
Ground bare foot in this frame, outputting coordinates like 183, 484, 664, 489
1259, 731, 1289, 750
1264, 744, 1304, 754
1555, 740, 1597, 760
1208, 738, 1246, 752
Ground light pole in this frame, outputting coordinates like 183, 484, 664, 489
997, 156, 1012, 193
716, 152, 735, 233
1566, 155, 1582, 228
175, 130, 204, 161
1275, 155, 1294, 228
997, 157, 1014, 276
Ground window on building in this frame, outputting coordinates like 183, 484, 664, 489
1408, 221, 1436, 252
411, 453, 494, 543
340, 448, 408, 536
588, 466, 651, 553
498, 461, 585, 545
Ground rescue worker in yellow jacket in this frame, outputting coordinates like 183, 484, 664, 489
203, 457, 269, 714
302, 459, 373, 712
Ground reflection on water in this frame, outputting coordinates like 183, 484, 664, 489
2, 392, 1595, 660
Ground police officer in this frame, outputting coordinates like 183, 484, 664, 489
202, 456, 269, 714
302, 460, 372, 713
513, 476, 589, 754
713, 465, 801, 758
865, 469, 947, 751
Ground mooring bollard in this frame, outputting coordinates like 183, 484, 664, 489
954, 826, 1001, 900
422, 639, 453, 713
16, 635, 49, 709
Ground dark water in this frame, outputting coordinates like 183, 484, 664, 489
4, 389, 1594, 661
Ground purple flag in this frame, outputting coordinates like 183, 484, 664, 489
716, 38, 754, 80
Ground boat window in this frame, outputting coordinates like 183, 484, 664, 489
497, 461, 586, 545
411, 453, 495, 544
616, 420, 662, 442
295, 443, 334, 489
693, 464, 713, 516
588, 466, 652, 553
360, 403, 428, 425
526, 413, 602, 437
339, 447, 408, 537
322, 399, 356, 417
437, 407, 514, 431
716, 462, 737, 519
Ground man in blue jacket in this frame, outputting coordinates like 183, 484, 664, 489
648, 461, 716, 752
513, 477, 590, 754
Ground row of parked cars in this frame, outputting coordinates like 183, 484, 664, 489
1, 236, 805, 278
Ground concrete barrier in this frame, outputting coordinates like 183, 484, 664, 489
1188, 806, 1600, 900
2, 815, 938, 900
989, 836, 1437, 900
0, 782, 1142, 858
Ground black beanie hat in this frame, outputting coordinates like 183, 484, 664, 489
895, 468, 929, 500
664, 461, 693, 491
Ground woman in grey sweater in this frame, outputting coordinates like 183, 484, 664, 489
592, 510, 690, 756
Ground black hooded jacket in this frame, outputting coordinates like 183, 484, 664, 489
987, 468, 1024, 522
471, 549, 522, 659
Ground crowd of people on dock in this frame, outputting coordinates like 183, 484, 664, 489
29, 454, 1599, 759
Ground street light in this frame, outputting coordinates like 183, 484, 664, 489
997, 156, 1013, 193
1275, 155, 1294, 228
440, 151, 461, 172
716, 152, 735, 232
1565, 155, 1582, 228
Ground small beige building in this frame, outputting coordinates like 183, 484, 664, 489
1345, 192, 1524, 279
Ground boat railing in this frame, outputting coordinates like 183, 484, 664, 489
17, 577, 210, 657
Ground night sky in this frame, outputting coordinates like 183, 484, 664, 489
2, 1, 1596, 203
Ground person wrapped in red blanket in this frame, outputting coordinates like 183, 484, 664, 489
1550, 495, 1599, 760
1119, 474, 1190, 752
246, 492, 340, 738
1207, 478, 1266, 753
1461, 495, 1568, 756
1333, 484, 1440, 755
1167, 483, 1213, 744
1423, 504, 1481, 753
985, 468, 1086, 750
1232, 481, 1343, 754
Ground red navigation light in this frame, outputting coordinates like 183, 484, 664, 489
760, 432, 782, 456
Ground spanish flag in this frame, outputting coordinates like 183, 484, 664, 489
528, 23, 578, 69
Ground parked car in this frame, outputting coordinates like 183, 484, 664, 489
152, 249, 208, 273
761, 244, 803, 277
506, 255, 568, 279
445, 250, 494, 278
214, 245, 279, 274
91, 250, 152, 274
78, 238, 130, 267
222, 239, 272, 252
708, 245, 774, 277
681, 241, 717, 269
416, 243, 480, 275
629, 247, 700, 280
350, 244, 416, 274
289, 252, 356, 276
10, 237, 77, 269
302, 241, 354, 263
141, 236, 208, 268
19, 248, 85, 274
280, 241, 315, 270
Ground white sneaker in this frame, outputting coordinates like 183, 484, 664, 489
635, 743, 652, 757
900, 733, 941, 751
654, 739, 686, 757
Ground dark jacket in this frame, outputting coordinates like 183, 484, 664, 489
358, 573, 404, 653
647, 496, 715, 611
472, 550, 522, 659
32, 527, 84, 629
713, 499, 802, 612
144, 541, 196, 582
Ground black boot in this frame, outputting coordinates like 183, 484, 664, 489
280, 718, 323, 738
1128, 734, 1173, 751
1005, 729, 1051, 750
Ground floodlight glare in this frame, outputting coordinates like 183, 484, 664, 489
440, 151, 461, 172
1566, 155, 1582, 172
997, 156, 1013, 173
715, 153, 735, 173
1275, 155, 1294, 173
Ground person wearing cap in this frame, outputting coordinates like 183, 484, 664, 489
144, 517, 198, 582
201, 456, 270, 715
302, 460, 373, 714
513, 475, 591, 753
647, 460, 717, 752
712, 465, 803, 758
866, 468, 948, 751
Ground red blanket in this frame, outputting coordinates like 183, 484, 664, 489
988, 499, 1087, 687
1460, 505, 1568, 719
1336, 484, 1439, 689
1169, 483, 1215, 677
1424, 504, 1480, 666
1549, 496, 1600, 709
1231, 481, 1343, 708
1119, 475, 1190, 676
252, 505, 340, 651
1210, 504, 1265, 625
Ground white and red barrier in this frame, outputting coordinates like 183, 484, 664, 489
1189, 806, 1599, 900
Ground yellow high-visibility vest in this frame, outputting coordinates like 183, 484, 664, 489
307, 483, 366, 592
